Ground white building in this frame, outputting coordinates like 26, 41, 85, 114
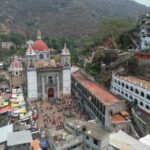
111, 73, 150, 114
138, 13, 150, 50
26, 31, 71, 101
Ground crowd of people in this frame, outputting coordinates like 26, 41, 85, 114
31, 96, 93, 131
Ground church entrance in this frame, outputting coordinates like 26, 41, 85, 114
48, 88, 54, 98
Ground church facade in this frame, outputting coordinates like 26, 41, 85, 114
9, 31, 71, 101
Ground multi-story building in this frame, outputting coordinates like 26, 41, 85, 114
47, 119, 109, 150
111, 73, 150, 136
138, 13, 150, 50
111, 73, 150, 115
72, 71, 130, 132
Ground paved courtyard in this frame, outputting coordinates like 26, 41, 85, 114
31, 97, 87, 131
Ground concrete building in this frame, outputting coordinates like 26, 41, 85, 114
111, 73, 150, 115
25, 30, 71, 101
72, 71, 130, 132
111, 73, 150, 136
1, 42, 15, 49
46, 119, 109, 150
138, 13, 150, 50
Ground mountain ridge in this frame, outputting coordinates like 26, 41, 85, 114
0, 0, 149, 39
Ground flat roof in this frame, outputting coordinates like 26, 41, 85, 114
117, 75, 150, 91
7, 131, 33, 146
111, 114, 127, 123
72, 71, 119, 104
0, 124, 13, 143
110, 130, 150, 150
65, 119, 109, 140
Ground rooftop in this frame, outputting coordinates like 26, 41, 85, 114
111, 114, 127, 123
116, 74, 150, 91
7, 131, 33, 146
72, 71, 120, 104
0, 124, 13, 143
65, 119, 109, 140
109, 130, 150, 150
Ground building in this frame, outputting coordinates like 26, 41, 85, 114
138, 13, 150, 50
0, 42, 15, 49
47, 119, 109, 150
9, 57, 24, 90
25, 30, 71, 101
111, 73, 150, 115
72, 71, 130, 132
7, 131, 33, 150
111, 73, 150, 136
108, 130, 150, 150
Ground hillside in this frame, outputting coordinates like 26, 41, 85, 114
0, 0, 149, 39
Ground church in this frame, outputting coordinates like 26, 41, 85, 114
9, 30, 71, 101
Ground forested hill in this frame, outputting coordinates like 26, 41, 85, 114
0, 0, 149, 38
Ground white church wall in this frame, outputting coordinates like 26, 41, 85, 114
27, 71, 38, 100
62, 69, 71, 96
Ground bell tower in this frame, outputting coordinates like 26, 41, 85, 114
26, 43, 38, 101
61, 44, 71, 96
9, 56, 23, 90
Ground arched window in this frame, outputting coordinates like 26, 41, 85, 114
126, 84, 129, 89
122, 82, 124, 87
48, 76, 53, 84
125, 93, 128, 97
146, 105, 150, 110
139, 102, 143, 106
135, 89, 139, 94
121, 91, 124, 95
130, 86, 133, 92
146, 94, 150, 100
140, 91, 145, 97
39, 53, 44, 59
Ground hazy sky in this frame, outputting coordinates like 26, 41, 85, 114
134, 0, 150, 6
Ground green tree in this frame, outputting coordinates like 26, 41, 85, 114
125, 55, 138, 75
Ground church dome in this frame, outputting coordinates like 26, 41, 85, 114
9, 57, 23, 71
32, 39, 49, 51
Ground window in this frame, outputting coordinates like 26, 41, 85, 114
48, 76, 53, 84
135, 89, 139, 94
118, 89, 120, 92
93, 138, 99, 145
126, 85, 129, 89
146, 105, 150, 110
121, 91, 124, 95
86, 136, 89, 140
140, 102, 143, 106
125, 93, 128, 97
39, 53, 44, 59
122, 82, 124, 87
141, 91, 145, 97
146, 94, 150, 100
47, 53, 49, 58
118, 81, 120, 85
130, 86, 133, 92
15, 71, 19, 76
129, 96, 133, 100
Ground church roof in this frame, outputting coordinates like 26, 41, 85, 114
9, 57, 23, 71
32, 39, 49, 51
32, 30, 49, 52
